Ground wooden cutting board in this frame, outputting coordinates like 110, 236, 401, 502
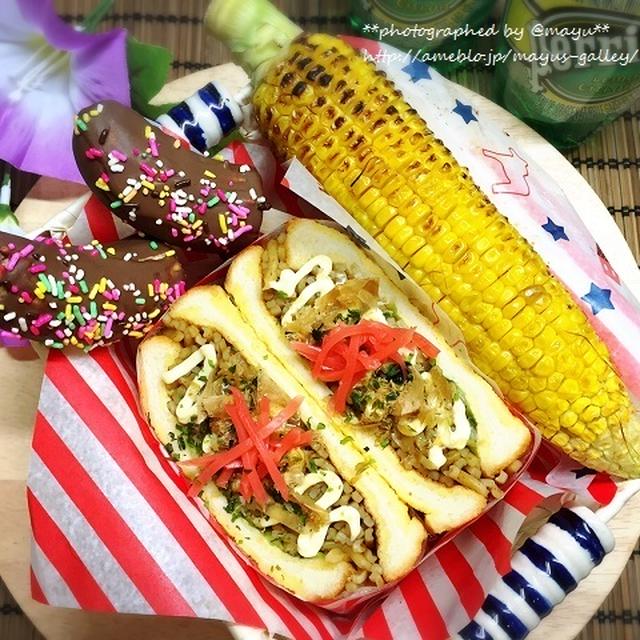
1, 66, 639, 640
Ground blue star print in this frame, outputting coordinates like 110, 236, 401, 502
402, 59, 431, 82
581, 283, 615, 315
452, 99, 477, 124
542, 217, 569, 241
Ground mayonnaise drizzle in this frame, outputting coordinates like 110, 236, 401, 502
297, 506, 362, 558
362, 307, 388, 324
427, 398, 473, 469
257, 469, 363, 558
428, 445, 447, 469
269, 255, 336, 326
163, 344, 218, 424
294, 470, 362, 557
163, 349, 205, 384
397, 416, 427, 436
441, 399, 472, 450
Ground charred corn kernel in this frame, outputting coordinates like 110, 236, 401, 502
238, 26, 639, 477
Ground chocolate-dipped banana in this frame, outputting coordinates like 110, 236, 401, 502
0, 232, 186, 350
72, 101, 267, 253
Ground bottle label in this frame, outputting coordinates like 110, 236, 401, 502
504, 1, 640, 106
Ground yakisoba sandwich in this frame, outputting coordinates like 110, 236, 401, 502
225, 219, 532, 534
138, 285, 427, 601
138, 220, 533, 601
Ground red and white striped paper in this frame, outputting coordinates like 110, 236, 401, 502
29, 341, 615, 640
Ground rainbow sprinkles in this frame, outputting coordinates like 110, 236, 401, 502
0, 234, 185, 351
73, 101, 267, 253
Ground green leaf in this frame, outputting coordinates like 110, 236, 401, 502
81, 0, 115, 32
0, 205, 21, 234
127, 37, 175, 119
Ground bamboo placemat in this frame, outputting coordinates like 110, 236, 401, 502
2, 2, 638, 639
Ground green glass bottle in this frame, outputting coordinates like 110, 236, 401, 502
349, 0, 496, 72
493, 0, 640, 149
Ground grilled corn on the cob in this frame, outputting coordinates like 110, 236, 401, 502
206, 0, 640, 477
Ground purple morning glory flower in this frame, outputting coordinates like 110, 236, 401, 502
0, 0, 130, 183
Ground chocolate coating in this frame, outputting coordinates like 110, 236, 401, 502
0, 232, 185, 350
72, 101, 267, 254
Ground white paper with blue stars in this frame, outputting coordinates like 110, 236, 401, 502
342, 37, 640, 403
